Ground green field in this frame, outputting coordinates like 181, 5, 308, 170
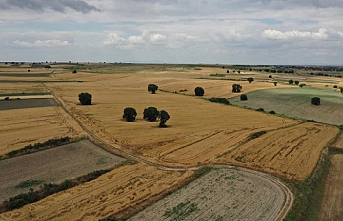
229, 87, 343, 125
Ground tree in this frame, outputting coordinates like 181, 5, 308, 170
78, 92, 92, 105
194, 87, 205, 96
273, 82, 277, 86
148, 84, 158, 94
226, 70, 230, 73
311, 97, 320, 105
294, 80, 299, 85
269, 75, 272, 78
122, 107, 137, 122
340, 87, 343, 93
232, 84, 242, 93
158, 110, 170, 127
143, 107, 159, 122
72, 69, 77, 73
289, 79, 294, 84
247, 77, 254, 83
240, 94, 248, 101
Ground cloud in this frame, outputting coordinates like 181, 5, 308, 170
0, 0, 100, 13
13, 39, 71, 47
104, 31, 167, 48
262, 28, 328, 40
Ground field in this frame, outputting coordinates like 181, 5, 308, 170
215, 122, 339, 180
319, 154, 343, 220
0, 63, 342, 220
0, 98, 57, 111
0, 140, 125, 202
130, 167, 289, 221
0, 106, 86, 156
229, 87, 343, 125
0, 163, 194, 221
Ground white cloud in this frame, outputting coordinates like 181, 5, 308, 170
13, 39, 70, 47
262, 28, 328, 40
149, 33, 166, 43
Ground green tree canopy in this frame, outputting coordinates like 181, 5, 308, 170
232, 84, 242, 93
247, 77, 254, 83
122, 107, 137, 122
159, 110, 170, 127
194, 87, 205, 96
143, 107, 159, 122
311, 97, 320, 105
148, 84, 158, 94
78, 92, 92, 105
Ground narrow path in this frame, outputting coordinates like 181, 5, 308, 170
46, 84, 294, 221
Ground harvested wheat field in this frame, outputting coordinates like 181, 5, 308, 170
216, 122, 339, 180
0, 82, 50, 96
332, 132, 343, 149
46, 74, 299, 168
0, 106, 86, 156
0, 163, 194, 221
0, 140, 125, 202
319, 154, 343, 221
130, 167, 288, 221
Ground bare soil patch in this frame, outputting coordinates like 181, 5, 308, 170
0, 163, 194, 221
130, 167, 286, 221
0, 98, 57, 111
0, 140, 124, 203
319, 154, 343, 220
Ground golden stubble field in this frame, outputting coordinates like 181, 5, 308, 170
46, 69, 339, 179
0, 106, 86, 156
0, 163, 194, 221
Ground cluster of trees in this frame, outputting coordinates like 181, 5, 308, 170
123, 107, 170, 127
289, 79, 300, 85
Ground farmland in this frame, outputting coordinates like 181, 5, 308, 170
0, 63, 342, 220
0, 140, 125, 202
0, 163, 194, 221
130, 167, 289, 221
229, 87, 343, 125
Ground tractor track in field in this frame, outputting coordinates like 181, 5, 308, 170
46, 84, 294, 221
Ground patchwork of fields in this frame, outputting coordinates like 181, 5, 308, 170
0, 64, 342, 220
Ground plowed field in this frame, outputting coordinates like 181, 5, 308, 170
0, 163, 194, 221
216, 122, 339, 180
0, 106, 86, 156
130, 168, 287, 221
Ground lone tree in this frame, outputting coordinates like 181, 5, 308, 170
289, 79, 294, 84
232, 84, 242, 93
247, 77, 254, 83
269, 75, 272, 78
148, 84, 158, 94
273, 82, 277, 86
240, 94, 248, 101
194, 87, 205, 96
78, 92, 92, 105
122, 107, 137, 122
143, 107, 159, 122
294, 80, 300, 85
311, 97, 320, 105
158, 110, 170, 127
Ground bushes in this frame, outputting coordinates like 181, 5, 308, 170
5, 137, 71, 158
209, 97, 230, 105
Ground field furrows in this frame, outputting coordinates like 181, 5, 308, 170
216, 122, 339, 180
130, 168, 286, 221
0, 163, 194, 221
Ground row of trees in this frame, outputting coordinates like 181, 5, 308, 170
123, 107, 170, 127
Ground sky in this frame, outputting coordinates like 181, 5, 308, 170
0, 0, 343, 65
